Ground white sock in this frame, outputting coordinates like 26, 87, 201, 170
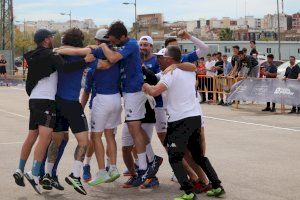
84, 156, 92, 166
46, 162, 55, 176
146, 143, 155, 163
109, 165, 117, 171
137, 152, 147, 170
72, 160, 83, 178
106, 158, 110, 167
135, 159, 139, 167
33, 175, 39, 184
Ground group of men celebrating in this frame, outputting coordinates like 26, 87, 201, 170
12, 20, 225, 200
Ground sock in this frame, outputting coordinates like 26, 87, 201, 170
52, 139, 68, 177
146, 143, 155, 163
109, 165, 117, 171
46, 162, 55, 176
39, 145, 49, 177
32, 160, 42, 177
84, 156, 92, 166
135, 159, 139, 167
137, 152, 147, 170
18, 159, 26, 173
106, 158, 110, 167
33, 175, 40, 184
72, 160, 83, 178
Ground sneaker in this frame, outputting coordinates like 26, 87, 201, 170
108, 168, 120, 183
123, 164, 138, 176
174, 193, 196, 200
206, 187, 225, 197
82, 164, 91, 182
131, 169, 149, 187
41, 173, 53, 190
171, 173, 178, 183
140, 177, 159, 189
88, 171, 111, 186
218, 100, 224, 106
13, 169, 25, 187
65, 173, 87, 195
51, 176, 64, 190
193, 181, 212, 194
122, 175, 137, 188
262, 107, 271, 111
148, 155, 163, 177
24, 171, 42, 195
270, 107, 276, 113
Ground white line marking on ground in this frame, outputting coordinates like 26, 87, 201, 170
1, 87, 25, 91
0, 109, 28, 119
204, 116, 300, 132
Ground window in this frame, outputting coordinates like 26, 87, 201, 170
298, 48, 300, 54
224, 46, 231, 53
267, 48, 272, 53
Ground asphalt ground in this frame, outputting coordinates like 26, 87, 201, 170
0, 86, 299, 200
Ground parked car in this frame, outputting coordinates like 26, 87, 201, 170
259, 60, 284, 78
277, 60, 300, 78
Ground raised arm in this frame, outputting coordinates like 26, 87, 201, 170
99, 43, 123, 64
55, 46, 92, 56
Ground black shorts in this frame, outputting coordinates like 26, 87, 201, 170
29, 99, 56, 130
0, 67, 6, 74
54, 96, 88, 134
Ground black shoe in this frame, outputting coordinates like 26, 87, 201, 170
42, 173, 53, 190
131, 169, 149, 187
51, 176, 64, 190
262, 107, 271, 112
148, 155, 163, 178
65, 173, 87, 195
13, 169, 25, 187
218, 100, 224, 105
24, 171, 42, 195
270, 108, 276, 113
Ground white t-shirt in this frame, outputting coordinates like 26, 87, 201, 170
159, 69, 201, 122
30, 72, 58, 100
205, 60, 216, 77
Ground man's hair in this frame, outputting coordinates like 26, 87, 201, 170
200, 57, 205, 61
290, 56, 296, 60
62, 28, 84, 47
165, 38, 177, 47
250, 40, 256, 45
233, 45, 240, 50
167, 45, 182, 63
238, 51, 244, 55
217, 52, 222, 56
242, 48, 247, 53
222, 54, 228, 57
107, 21, 127, 39
207, 54, 212, 57
267, 54, 274, 59
212, 53, 216, 57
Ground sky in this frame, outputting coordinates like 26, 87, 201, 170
14, 0, 300, 27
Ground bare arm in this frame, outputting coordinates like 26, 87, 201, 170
97, 59, 113, 70
143, 83, 167, 97
80, 91, 90, 109
55, 46, 92, 56
163, 62, 196, 74
99, 43, 123, 64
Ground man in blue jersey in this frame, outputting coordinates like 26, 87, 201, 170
98, 21, 162, 187
40, 28, 94, 195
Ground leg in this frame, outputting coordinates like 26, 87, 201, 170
91, 132, 105, 170
104, 129, 117, 166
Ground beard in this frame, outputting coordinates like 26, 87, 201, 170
140, 50, 150, 60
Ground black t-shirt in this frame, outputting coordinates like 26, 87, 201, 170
265, 64, 277, 78
0, 59, 7, 67
285, 64, 300, 79
238, 57, 251, 71
231, 55, 239, 68
215, 60, 224, 75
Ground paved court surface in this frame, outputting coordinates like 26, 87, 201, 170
0, 86, 300, 200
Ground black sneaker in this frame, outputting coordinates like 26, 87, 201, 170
51, 176, 64, 190
24, 171, 42, 195
262, 107, 271, 111
42, 173, 53, 190
122, 175, 137, 188
131, 169, 149, 187
65, 173, 87, 195
148, 155, 163, 177
13, 169, 25, 187
270, 107, 276, 113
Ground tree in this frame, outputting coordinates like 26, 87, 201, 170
14, 29, 35, 57
219, 28, 234, 41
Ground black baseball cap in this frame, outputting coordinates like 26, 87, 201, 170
34, 29, 56, 43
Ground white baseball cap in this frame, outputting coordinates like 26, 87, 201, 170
153, 48, 167, 56
139, 36, 154, 45
95, 29, 108, 41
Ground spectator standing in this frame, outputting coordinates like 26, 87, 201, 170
0, 54, 8, 86
249, 40, 258, 56
214, 52, 224, 105
262, 54, 277, 112
229, 45, 240, 77
284, 56, 300, 114
196, 57, 207, 103
237, 51, 251, 78
205, 54, 216, 101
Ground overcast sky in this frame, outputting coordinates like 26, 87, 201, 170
14, 0, 300, 26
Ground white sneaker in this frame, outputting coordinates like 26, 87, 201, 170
88, 171, 111, 186
24, 171, 41, 194
108, 168, 120, 182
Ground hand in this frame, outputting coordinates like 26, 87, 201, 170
163, 64, 177, 75
98, 59, 110, 70
142, 83, 150, 93
84, 54, 95, 63
99, 43, 107, 48
177, 30, 191, 40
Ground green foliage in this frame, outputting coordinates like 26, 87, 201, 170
219, 28, 234, 41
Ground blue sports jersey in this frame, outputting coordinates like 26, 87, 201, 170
181, 51, 199, 63
118, 38, 144, 93
91, 48, 120, 95
143, 56, 161, 74
84, 61, 97, 109
56, 55, 86, 101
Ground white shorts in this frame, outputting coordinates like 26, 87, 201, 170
91, 93, 122, 132
154, 107, 167, 133
123, 92, 147, 121
122, 123, 154, 147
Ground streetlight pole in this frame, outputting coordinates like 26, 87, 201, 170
277, 0, 281, 60
123, 0, 137, 39
60, 10, 72, 29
